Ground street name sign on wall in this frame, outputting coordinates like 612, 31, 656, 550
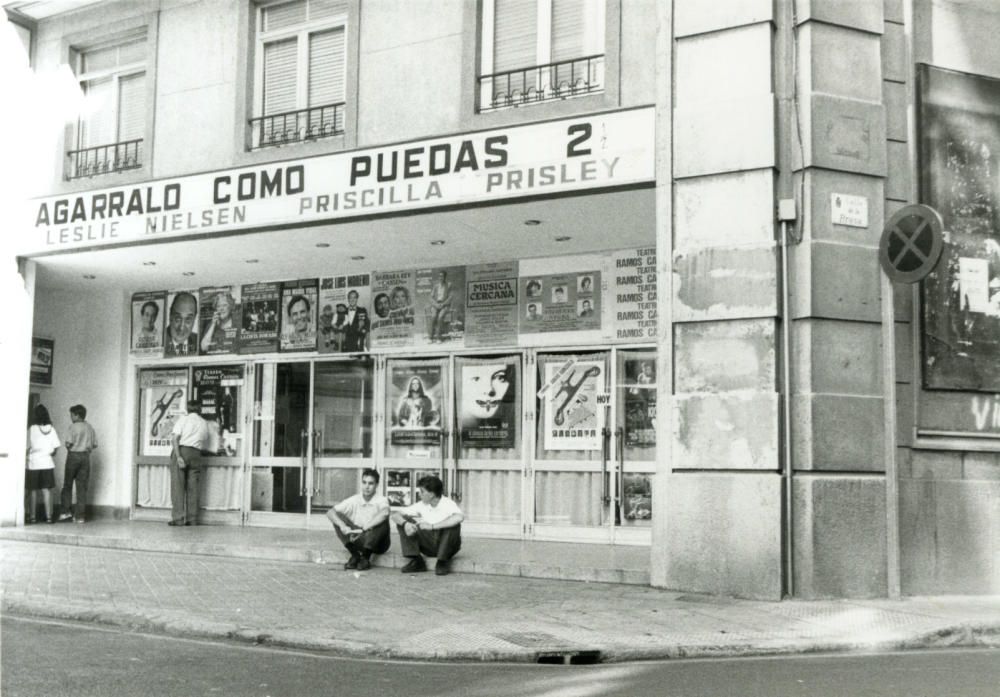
878, 204, 944, 283
20, 107, 654, 255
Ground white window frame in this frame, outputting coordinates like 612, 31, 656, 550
253, 0, 349, 119
479, 0, 606, 109
75, 37, 146, 151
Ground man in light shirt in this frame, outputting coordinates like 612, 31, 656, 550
326, 468, 390, 570
169, 399, 209, 526
391, 474, 464, 576
58, 404, 98, 523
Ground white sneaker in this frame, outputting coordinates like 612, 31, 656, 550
57, 513, 73, 522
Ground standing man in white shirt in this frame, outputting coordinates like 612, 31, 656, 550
326, 468, 390, 570
391, 474, 464, 576
169, 399, 209, 526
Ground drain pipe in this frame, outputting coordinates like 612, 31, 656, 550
778, 202, 796, 598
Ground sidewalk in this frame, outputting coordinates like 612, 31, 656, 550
2, 534, 999, 663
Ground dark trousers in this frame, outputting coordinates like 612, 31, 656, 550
170, 446, 202, 524
397, 523, 461, 561
332, 511, 390, 556
61, 451, 90, 518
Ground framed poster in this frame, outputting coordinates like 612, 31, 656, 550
541, 359, 604, 451
457, 359, 518, 448
199, 286, 240, 355
164, 290, 199, 358
318, 274, 371, 353
388, 363, 443, 447
239, 282, 281, 354
30, 337, 54, 385
280, 279, 318, 352
130, 291, 165, 357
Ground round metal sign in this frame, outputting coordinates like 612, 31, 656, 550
878, 204, 944, 284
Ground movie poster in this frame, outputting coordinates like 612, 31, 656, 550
280, 279, 318, 352
458, 360, 517, 448
318, 274, 372, 353
414, 266, 466, 347
465, 262, 519, 348
192, 365, 243, 456
622, 474, 652, 521
130, 291, 165, 357
519, 271, 601, 334
607, 248, 657, 343
385, 469, 412, 507
371, 270, 416, 348
388, 363, 443, 447
164, 290, 199, 358
140, 369, 188, 456
198, 286, 240, 355
30, 337, 54, 385
541, 359, 604, 451
623, 358, 656, 447
239, 282, 280, 354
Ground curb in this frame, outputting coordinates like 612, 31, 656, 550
5, 596, 1000, 664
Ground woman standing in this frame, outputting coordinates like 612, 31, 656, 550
27, 404, 60, 524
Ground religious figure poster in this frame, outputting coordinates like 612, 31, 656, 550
458, 360, 518, 449
542, 359, 604, 451
388, 363, 443, 447
414, 266, 466, 347
198, 285, 240, 355
623, 357, 656, 447
139, 369, 188, 456
164, 290, 199, 358
371, 270, 416, 348
318, 274, 372, 353
130, 291, 165, 357
239, 282, 280, 354
465, 261, 519, 348
519, 271, 601, 334
279, 279, 318, 352
192, 365, 243, 456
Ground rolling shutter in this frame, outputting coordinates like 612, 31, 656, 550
79, 77, 115, 148
263, 37, 298, 115
492, 0, 537, 73
308, 27, 344, 106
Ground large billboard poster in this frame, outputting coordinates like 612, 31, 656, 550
519, 271, 601, 334
541, 359, 604, 451
130, 291, 166, 357
139, 369, 188, 456
164, 290, 199, 358
239, 282, 280, 354
458, 360, 518, 449
607, 248, 657, 343
198, 285, 240, 355
318, 274, 371, 353
414, 266, 466, 347
388, 363, 443, 447
192, 365, 243, 456
279, 279, 318, 352
465, 261, 519, 347
371, 270, 416, 348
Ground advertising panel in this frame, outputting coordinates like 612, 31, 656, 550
279, 279, 318, 352
191, 365, 243, 456
198, 285, 240, 355
139, 369, 188, 456
371, 270, 416, 348
414, 266, 466, 347
623, 358, 656, 447
607, 248, 657, 343
239, 282, 280, 354
318, 274, 371, 353
30, 337, 54, 385
465, 261, 519, 347
519, 271, 601, 334
130, 291, 165, 357
458, 360, 517, 449
164, 290, 199, 358
541, 359, 604, 451
388, 363, 443, 447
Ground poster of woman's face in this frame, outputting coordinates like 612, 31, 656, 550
459, 362, 517, 448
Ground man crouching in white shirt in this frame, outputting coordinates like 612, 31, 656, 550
326, 468, 391, 570
391, 474, 464, 576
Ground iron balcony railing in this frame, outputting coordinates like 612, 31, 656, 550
66, 139, 143, 180
249, 102, 346, 150
479, 54, 605, 112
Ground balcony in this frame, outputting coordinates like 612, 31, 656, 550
249, 102, 346, 150
479, 54, 605, 113
66, 139, 143, 180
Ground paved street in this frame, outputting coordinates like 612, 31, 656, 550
5, 616, 1000, 697
2, 540, 999, 663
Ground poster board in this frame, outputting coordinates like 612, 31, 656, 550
139, 369, 188, 456
317, 274, 371, 353
30, 337, 54, 385
130, 291, 165, 357
199, 286, 240, 355
239, 282, 280, 354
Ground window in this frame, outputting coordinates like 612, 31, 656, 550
479, 0, 605, 112
71, 35, 146, 179
252, 0, 347, 149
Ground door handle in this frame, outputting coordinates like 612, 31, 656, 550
299, 428, 308, 496
615, 426, 625, 505
600, 426, 612, 506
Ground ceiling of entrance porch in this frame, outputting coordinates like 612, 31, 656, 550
32, 187, 654, 293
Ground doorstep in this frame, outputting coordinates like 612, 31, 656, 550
0, 520, 651, 586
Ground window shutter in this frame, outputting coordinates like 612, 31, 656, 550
308, 28, 344, 105
263, 37, 298, 115
262, 0, 307, 31
118, 72, 145, 141
117, 38, 146, 65
493, 0, 537, 73
309, 0, 347, 21
551, 0, 586, 62
81, 45, 117, 73
80, 77, 115, 147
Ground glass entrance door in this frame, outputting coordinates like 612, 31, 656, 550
613, 349, 656, 545
248, 359, 374, 527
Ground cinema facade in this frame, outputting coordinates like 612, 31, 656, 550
3, 0, 998, 599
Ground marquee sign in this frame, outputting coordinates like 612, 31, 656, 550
20, 107, 655, 255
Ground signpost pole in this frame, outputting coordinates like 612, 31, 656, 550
881, 269, 901, 600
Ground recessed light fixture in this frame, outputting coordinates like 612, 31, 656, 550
555, 235, 572, 242
351, 255, 365, 261
82, 274, 96, 280
430, 240, 446, 246
143, 261, 156, 266
524, 219, 541, 226
245, 259, 259, 264
316, 242, 330, 248
182, 271, 195, 277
